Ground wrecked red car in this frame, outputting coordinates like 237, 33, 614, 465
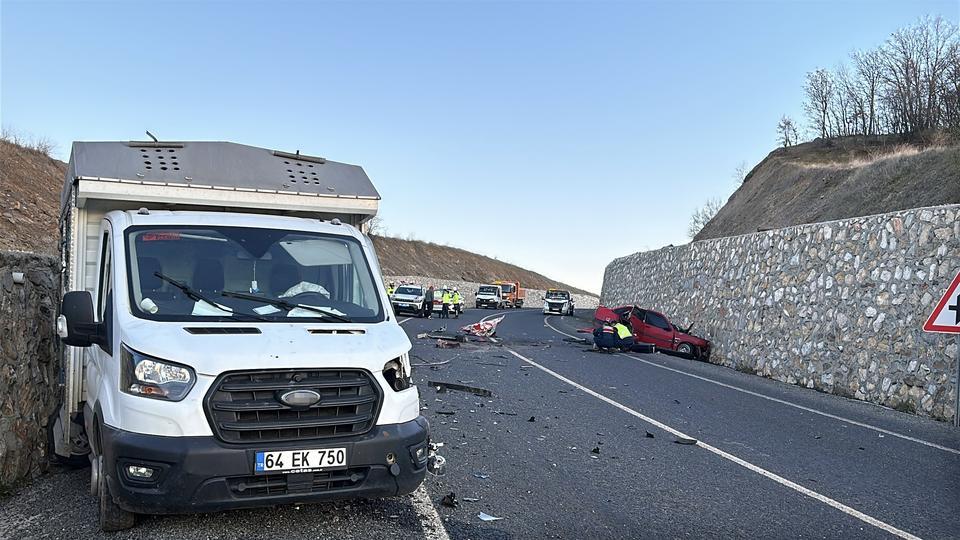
593, 305, 711, 359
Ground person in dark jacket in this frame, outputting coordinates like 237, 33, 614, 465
424, 285, 435, 318
592, 317, 619, 351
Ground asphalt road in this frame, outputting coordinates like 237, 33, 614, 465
2, 308, 958, 539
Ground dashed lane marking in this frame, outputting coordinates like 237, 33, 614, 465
505, 347, 922, 540
543, 316, 960, 456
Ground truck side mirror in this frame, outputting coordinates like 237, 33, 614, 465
58, 291, 102, 348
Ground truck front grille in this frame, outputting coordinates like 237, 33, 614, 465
205, 369, 381, 444
226, 468, 369, 497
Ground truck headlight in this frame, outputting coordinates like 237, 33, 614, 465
121, 345, 196, 401
383, 352, 413, 392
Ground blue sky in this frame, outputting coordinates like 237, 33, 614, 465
3, 0, 957, 293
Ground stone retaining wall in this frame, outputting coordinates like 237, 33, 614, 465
601, 204, 960, 421
0, 251, 61, 489
385, 275, 599, 311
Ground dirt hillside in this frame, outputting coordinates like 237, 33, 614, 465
371, 235, 592, 295
0, 140, 66, 254
0, 138, 593, 296
696, 135, 960, 241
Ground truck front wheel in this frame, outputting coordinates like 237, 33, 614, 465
676, 343, 694, 358
93, 421, 135, 532
97, 456, 135, 531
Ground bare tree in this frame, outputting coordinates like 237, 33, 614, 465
804, 68, 835, 137
688, 198, 723, 239
732, 160, 749, 185
366, 216, 385, 236
776, 116, 799, 147
852, 49, 883, 135
801, 17, 960, 138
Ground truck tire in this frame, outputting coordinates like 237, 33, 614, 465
93, 418, 135, 532
96, 453, 135, 531
677, 343, 694, 358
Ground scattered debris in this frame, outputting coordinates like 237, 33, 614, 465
428, 333, 466, 342
673, 399, 680, 404
478, 512, 503, 522
412, 358, 452, 367
417, 332, 429, 339
591, 446, 601, 454
645, 431, 655, 439
436, 411, 456, 416
436, 339, 461, 349
462, 497, 480, 502
674, 436, 697, 445
427, 442, 446, 476
527, 416, 536, 422
441, 492, 459, 508
473, 472, 490, 480
493, 410, 517, 416
430, 381, 493, 397
493, 354, 509, 359
435, 326, 447, 333
461, 315, 505, 337
476, 362, 508, 367
814, 435, 822, 440
563, 337, 588, 344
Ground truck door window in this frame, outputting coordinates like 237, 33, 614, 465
97, 230, 112, 321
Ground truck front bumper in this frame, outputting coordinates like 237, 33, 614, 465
101, 416, 430, 514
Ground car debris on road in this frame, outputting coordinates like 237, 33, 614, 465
478, 511, 504, 522
429, 380, 494, 397
461, 315, 506, 337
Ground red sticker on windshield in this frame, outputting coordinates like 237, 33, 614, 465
141, 232, 181, 241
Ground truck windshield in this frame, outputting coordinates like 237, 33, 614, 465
479, 286, 499, 294
499, 284, 515, 293
546, 291, 568, 300
124, 226, 384, 323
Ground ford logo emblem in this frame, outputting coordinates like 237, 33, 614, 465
278, 389, 321, 408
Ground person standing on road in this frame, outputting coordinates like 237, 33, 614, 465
387, 282, 396, 296
452, 288, 462, 318
424, 285, 435, 318
440, 289, 452, 319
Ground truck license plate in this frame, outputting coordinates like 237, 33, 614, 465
254, 448, 347, 474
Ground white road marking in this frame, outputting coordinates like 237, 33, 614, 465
505, 348, 922, 540
543, 316, 960, 456
398, 317, 413, 325
411, 485, 452, 540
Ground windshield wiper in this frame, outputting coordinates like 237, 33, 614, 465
220, 290, 353, 323
152, 272, 268, 322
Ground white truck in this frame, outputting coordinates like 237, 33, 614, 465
53, 140, 429, 531
475, 284, 504, 309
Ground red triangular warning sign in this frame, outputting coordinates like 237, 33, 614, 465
923, 270, 960, 334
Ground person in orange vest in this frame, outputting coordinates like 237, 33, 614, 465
592, 317, 619, 351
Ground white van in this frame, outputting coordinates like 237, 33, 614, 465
53, 140, 429, 531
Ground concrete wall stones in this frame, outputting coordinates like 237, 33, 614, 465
0, 251, 61, 489
601, 204, 960, 422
